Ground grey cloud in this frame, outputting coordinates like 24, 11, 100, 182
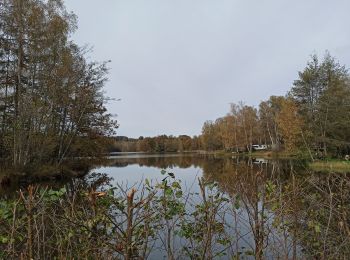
65, 0, 350, 137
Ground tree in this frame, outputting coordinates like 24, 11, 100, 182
201, 121, 223, 151
258, 96, 284, 150
235, 102, 259, 152
276, 98, 304, 153
216, 115, 235, 151
0, 0, 117, 167
291, 53, 350, 156
178, 135, 192, 152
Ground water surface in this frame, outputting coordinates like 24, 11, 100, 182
93, 154, 350, 259
2, 153, 349, 259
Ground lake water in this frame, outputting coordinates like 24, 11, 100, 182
1, 153, 350, 259
86, 153, 350, 259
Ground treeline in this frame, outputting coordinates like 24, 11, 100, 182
110, 53, 350, 158
110, 135, 201, 153
0, 0, 117, 167
201, 53, 350, 158
201, 98, 302, 153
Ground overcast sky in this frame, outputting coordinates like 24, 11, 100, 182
65, 0, 350, 138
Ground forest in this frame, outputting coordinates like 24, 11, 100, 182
114, 53, 350, 160
2, 1, 350, 167
200, 53, 350, 159
110, 135, 202, 153
0, 0, 117, 169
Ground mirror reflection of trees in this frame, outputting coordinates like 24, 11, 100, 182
97, 155, 350, 258
203, 158, 350, 259
2, 155, 350, 259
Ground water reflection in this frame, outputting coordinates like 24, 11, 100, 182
100, 154, 350, 259
1, 154, 350, 258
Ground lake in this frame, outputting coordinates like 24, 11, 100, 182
1, 153, 350, 259
91, 153, 349, 259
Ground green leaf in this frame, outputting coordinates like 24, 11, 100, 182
171, 182, 181, 189
315, 225, 321, 233
165, 188, 173, 196
175, 190, 183, 198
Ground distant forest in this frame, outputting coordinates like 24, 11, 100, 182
110, 135, 201, 153
114, 53, 350, 159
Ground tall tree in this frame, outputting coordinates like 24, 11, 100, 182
201, 121, 223, 151
258, 96, 284, 150
291, 53, 350, 156
276, 98, 303, 153
0, 0, 117, 167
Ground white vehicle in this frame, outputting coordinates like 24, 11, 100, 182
253, 158, 268, 164
252, 144, 268, 151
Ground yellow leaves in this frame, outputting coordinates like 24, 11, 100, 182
276, 98, 304, 152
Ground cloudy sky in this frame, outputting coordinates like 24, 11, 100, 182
65, 0, 350, 138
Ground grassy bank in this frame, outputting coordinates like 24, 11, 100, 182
309, 160, 350, 173
231, 150, 304, 159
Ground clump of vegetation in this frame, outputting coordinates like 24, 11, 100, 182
0, 172, 231, 259
2, 167, 350, 259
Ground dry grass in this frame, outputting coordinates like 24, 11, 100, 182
309, 160, 350, 173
